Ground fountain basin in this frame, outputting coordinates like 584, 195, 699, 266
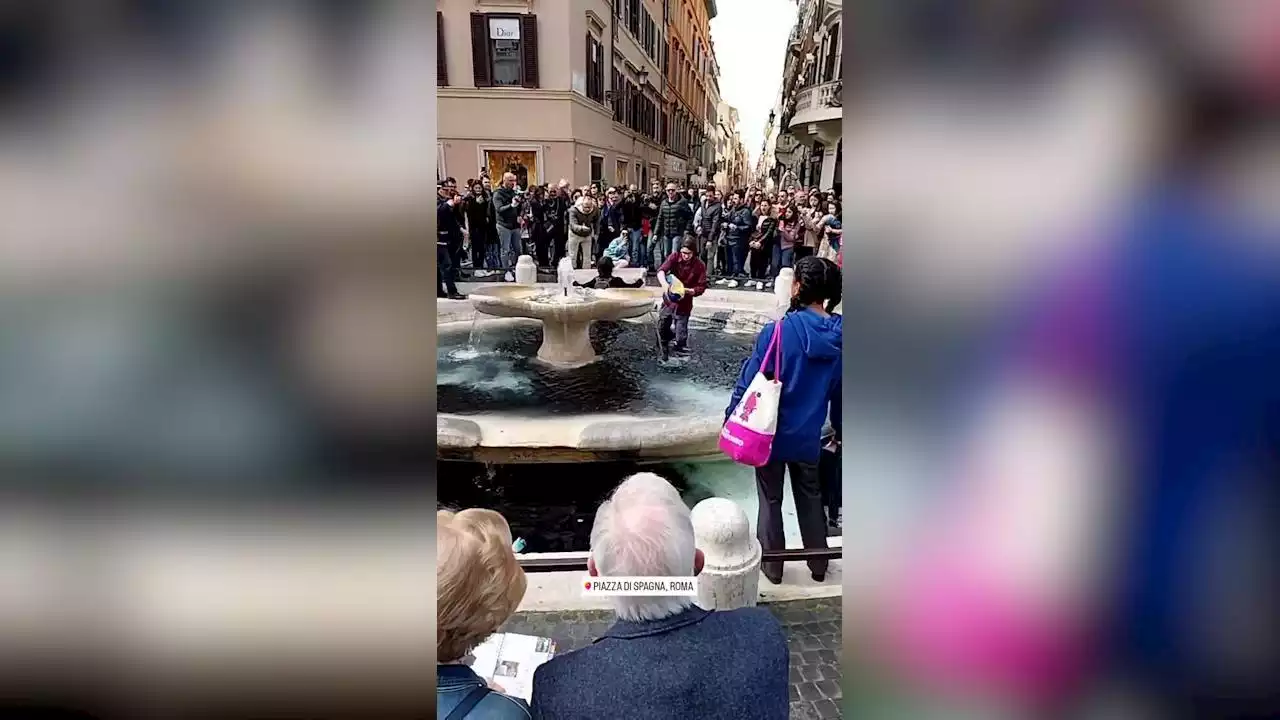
469, 284, 656, 368
436, 412, 725, 463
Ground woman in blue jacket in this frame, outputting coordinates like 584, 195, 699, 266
727, 257, 842, 584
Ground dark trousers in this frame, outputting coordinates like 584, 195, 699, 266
533, 230, 551, 268
755, 460, 829, 579
772, 245, 794, 277
793, 245, 814, 262
470, 231, 488, 270
658, 304, 690, 347
437, 242, 458, 296
749, 244, 771, 279
551, 229, 567, 265
819, 445, 841, 523
728, 238, 748, 276
452, 243, 468, 278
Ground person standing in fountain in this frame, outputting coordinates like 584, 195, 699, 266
727, 256, 842, 584
573, 256, 644, 290
656, 237, 707, 360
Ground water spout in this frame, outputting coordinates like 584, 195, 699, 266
557, 257, 574, 297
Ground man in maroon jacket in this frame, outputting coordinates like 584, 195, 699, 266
657, 237, 708, 359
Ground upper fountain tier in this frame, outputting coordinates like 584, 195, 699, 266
469, 284, 654, 367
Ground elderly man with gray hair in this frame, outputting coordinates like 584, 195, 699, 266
530, 473, 788, 719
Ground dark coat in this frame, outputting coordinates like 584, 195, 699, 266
724, 205, 756, 245
621, 194, 644, 230
530, 606, 788, 720
598, 201, 624, 241
658, 250, 708, 315
437, 197, 464, 247
654, 198, 693, 239
463, 195, 495, 242
698, 200, 723, 239
492, 186, 522, 229
641, 193, 663, 221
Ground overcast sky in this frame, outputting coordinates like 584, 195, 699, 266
710, 0, 797, 165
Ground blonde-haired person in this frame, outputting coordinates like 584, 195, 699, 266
438, 509, 532, 720
566, 194, 598, 269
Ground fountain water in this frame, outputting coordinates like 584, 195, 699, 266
557, 257, 574, 298
468, 260, 654, 368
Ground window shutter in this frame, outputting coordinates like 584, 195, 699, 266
436, 12, 448, 86
520, 15, 539, 88
470, 13, 491, 87
585, 34, 594, 100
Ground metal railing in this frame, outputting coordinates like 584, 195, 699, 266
518, 546, 841, 573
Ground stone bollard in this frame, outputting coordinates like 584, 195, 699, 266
514, 255, 538, 285
773, 267, 794, 319
690, 497, 761, 610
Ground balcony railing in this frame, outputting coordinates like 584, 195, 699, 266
788, 79, 841, 127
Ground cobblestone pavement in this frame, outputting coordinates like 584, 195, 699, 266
501, 596, 843, 719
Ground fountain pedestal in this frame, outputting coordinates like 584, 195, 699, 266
469, 284, 655, 369
537, 317, 598, 367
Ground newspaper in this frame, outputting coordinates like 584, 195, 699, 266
465, 632, 556, 703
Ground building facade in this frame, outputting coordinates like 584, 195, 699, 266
763, 0, 842, 193
662, 0, 717, 187
713, 101, 749, 189
436, 0, 669, 189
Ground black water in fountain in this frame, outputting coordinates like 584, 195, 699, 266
437, 320, 755, 416
437, 460, 725, 553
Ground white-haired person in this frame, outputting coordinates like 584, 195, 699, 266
437, 509, 532, 720
530, 473, 788, 720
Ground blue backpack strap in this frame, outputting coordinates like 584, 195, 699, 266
445, 684, 491, 720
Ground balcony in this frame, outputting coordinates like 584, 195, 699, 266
787, 79, 841, 132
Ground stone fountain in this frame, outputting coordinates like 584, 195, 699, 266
468, 258, 654, 368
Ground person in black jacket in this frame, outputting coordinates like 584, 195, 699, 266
462, 180, 495, 278
653, 183, 693, 267
749, 201, 777, 281
723, 191, 756, 278
436, 184, 466, 299
548, 180, 572, 265
641, 181, 664, 270
696, 189, 724, 275
621, 186, 645, 269
596, 187, 625, 263
491, 172, 524, 273
522, 185, 553, 268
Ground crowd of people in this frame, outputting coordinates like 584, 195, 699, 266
437, 257, 844, 719
438, 170, 843, 297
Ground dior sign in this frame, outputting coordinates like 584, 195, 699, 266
489, 18, 520, 40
